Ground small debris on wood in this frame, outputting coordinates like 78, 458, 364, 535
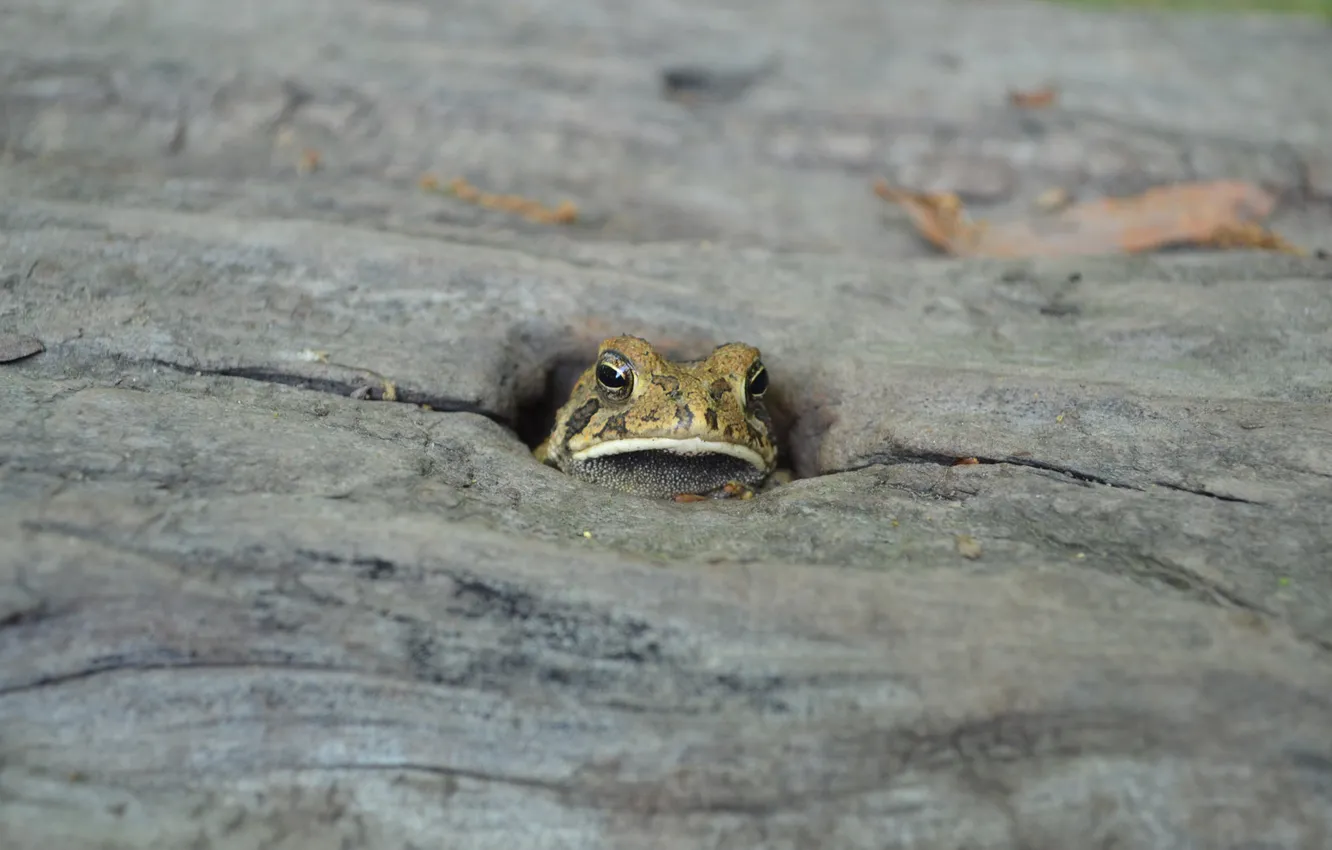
955, 534, 983, 560
660, 59, 775, 104
1034, 186, 1073, 212
719, 481, 755, 500
1008, 86, 1058, 109
348, 378, 398, 402
661, 66, 722, 99
1040, 300, 1080, 317
420, 174, 578, 225
0, 335, 44, 364
873, 179, 1299, 259
298, 148, 322, 175
661, 69, 742, 104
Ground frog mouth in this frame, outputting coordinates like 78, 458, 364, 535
571, 436, 768, 471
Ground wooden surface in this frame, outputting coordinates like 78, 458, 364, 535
2, 0, 1332, 847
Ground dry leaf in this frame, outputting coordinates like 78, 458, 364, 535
1009, 86, 1058, 109
873, 179, 1298, 258
953, 457, 981, 466
421, 175, 578, 225
1201, 222, 1302, 253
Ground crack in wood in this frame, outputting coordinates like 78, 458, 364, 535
147, 358, 514, 426
845, 449, 1265, 506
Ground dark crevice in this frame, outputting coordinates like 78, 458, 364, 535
514, 352, 589, 451
316, 761, 566, 794
845, 449, 1143, 492
995, 455, 1141, 490
292, 548, 399, 581
149, 359, 514, 428
1152, 480, 1262, 505
659, 57, 777, 104
856, 449, 1267, 506
1131, 555, 1268, 612
0, 600, 52, 631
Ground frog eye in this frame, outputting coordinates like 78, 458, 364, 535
746, 363, 769, 399
595, 352, 634, 400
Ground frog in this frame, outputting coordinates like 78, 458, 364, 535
534, 335, 779, 500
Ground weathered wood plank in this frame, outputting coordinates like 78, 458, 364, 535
3, 0, 1332, 846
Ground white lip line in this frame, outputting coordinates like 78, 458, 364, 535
571, 436, 767, 469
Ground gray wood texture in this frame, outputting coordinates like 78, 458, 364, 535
3, 0, 1332, 847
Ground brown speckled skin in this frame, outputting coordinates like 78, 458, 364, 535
535, 335, 778, 497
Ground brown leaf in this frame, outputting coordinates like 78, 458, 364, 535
873, 179, 1297, 258
1009, 86, 1058, 109
421, 175, 578, 225
1200, 222, 1303, 253
0, 335, 44, 364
